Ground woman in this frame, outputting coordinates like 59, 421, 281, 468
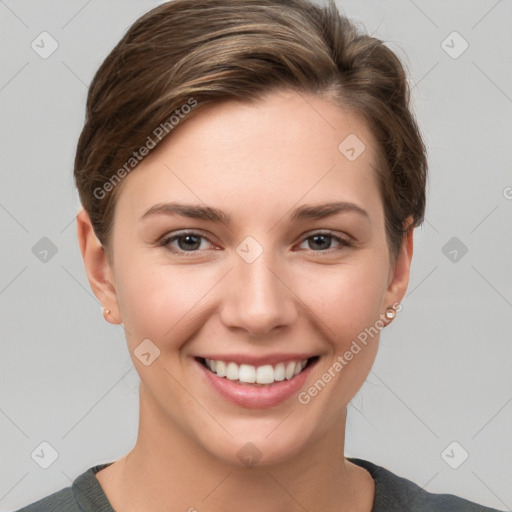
16, 0, 504, 510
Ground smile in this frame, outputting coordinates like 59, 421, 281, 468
197, 356, 318, 386
204, 357, 312, 385
194, 354, 319, 408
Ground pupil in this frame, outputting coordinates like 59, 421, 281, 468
179, 235, 200, 251
310, 235, 330, 250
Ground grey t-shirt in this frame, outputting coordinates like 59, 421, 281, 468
14, 458, 504, 511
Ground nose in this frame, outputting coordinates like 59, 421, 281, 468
219, 248, 298, 338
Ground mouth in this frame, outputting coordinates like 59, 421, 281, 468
195, 356, 319, 386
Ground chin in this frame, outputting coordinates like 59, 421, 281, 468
193, 419, 316, 469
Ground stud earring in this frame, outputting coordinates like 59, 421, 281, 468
102, 307, 111, 315
385, 308, 396, 320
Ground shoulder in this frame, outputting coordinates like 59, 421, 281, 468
13, 463, 113, 512
348, 457, 505, 512
12, 487, 79, 512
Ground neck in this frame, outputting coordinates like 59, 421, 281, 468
97, 386, 374, 512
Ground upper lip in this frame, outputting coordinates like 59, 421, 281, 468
195, 353, 318, 366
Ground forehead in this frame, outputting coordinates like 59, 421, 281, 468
113, 90, 383, 226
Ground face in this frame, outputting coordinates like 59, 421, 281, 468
80, 89, 412, 467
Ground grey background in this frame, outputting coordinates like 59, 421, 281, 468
1, 0, 511, 510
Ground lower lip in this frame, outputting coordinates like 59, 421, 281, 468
196, 359, 316, 409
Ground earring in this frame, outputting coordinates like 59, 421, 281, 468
385, 307, 396, 320
102, 307, 111, 315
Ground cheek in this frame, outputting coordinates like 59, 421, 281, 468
115, 256, 220, 350
290, 260, 389, 430
300, 255, 389, 343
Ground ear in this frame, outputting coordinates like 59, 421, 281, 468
76, 208, 122, 325
383, 216, 414, 318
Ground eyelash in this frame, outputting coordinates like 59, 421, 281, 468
159, 230, 353, 256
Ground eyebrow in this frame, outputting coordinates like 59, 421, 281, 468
141, 201, 370, 224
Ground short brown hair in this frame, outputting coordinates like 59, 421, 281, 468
74, 0, 427, 261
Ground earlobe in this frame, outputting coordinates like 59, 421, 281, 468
76, 208, 122, 325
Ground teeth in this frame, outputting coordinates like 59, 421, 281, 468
239, 364, 256, 383
274, 363, 285, 381
256, 365, 274, 384
285, 362, 295, 380
203, 358, 310, 384
216, 360, 226, 377
226, 362, 239, 380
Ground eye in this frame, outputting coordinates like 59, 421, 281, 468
159, 230, 353, 255
160, 231, 215, 254
298, 232, 353, 252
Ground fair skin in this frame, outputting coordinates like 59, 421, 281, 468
77, 89, 413, 512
